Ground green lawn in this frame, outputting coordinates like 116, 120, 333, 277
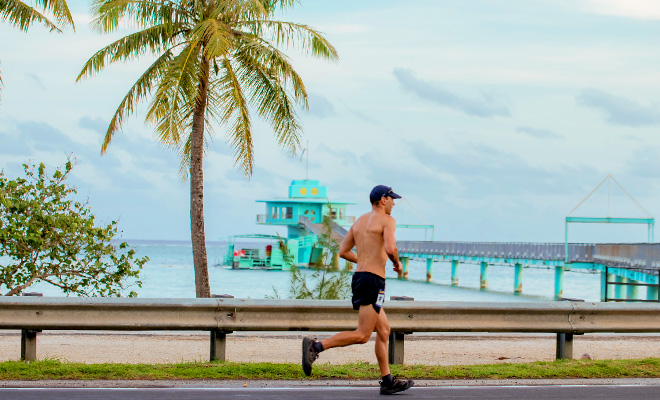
2, 358, 660, 380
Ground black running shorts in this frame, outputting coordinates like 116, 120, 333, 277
351, 271, 386, 313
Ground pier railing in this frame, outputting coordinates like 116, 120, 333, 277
593, 243, 660, 271
398, 241, 660, 271
4, 297, 660, 364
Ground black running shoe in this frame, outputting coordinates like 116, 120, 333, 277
380, 377, 414, 395
302, 337, 319, 376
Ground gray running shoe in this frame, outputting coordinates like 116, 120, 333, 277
302, 337, 319, 376
380, 377, 414, 395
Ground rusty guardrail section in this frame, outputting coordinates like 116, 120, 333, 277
4, 297, 660, 363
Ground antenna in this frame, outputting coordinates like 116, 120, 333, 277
299, 140, 309, 182
607, 179, 611, 218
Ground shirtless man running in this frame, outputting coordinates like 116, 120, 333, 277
302, 185, 414, 395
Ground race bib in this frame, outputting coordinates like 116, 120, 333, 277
376, 289, 385, 307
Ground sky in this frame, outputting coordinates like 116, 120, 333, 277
1, 0, 660, 244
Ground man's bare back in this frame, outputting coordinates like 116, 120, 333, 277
344, 211, 399, 278
338, 187, 402, 278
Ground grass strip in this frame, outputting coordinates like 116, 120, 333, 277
2, 358, 660, 380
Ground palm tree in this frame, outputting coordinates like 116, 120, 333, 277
77, 0, 338, 298
0, 0, 75, 98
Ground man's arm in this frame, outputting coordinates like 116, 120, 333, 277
338, 226, 358, 263
383, 217, 402, 273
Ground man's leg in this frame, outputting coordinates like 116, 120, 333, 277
302, 305, 379, 376
374, 308, 391, 377
375, 308, 414, 394
321, 305, 379, 349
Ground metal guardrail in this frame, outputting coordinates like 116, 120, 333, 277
3, 297, 660, 363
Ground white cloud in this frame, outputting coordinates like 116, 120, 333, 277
582, 0, 660, 19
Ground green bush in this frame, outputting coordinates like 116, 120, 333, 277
0, 161, 147, 296
271, 211, 352, 300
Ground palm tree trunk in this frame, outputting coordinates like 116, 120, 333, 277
190, 56, 211, 298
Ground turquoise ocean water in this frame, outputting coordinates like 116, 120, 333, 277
19, 240, 603, 302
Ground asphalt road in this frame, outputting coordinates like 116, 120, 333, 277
2, 385, 660, 399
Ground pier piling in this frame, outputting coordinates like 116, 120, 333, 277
480, 262, 488, 290
400, 257, 409, 279
627, 279, 640, 300
615, 276, 626, 300
426, 258, 433, 282
514, 263, 523, 294
451, 260, 459, 286
554, 266, 564, 300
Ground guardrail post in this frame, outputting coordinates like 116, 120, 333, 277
556, 333, 574, 360
556, 298, 583, 360
21, 292, 42, 362
388, 296, 413, 365
210, 294, 234, 362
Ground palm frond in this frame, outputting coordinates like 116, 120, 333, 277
99, 50, 174, 154
77, 23, 183, 81
212, 57, 253, 177
232, 39, 303, 156
190, 17, 232, 60
0, 0, 61, 32
33, 0, 74, 29
238, 19, 338, 61
235, 35, 307, 105
90, 0, 190, 33
147, 42, 202, 149
211, 0, 269, 22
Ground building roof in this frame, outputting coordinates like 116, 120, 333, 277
256, 198, 355, 205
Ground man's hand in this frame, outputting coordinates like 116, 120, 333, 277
393, 260, 403, 273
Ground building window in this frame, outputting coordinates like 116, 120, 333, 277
304, 209, 316, 222
330, 208, 338, 219
282, 207, 293, 219
339, 208, 345, 220
271, 207, 279, 219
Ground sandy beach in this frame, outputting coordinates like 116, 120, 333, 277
2, 331, 660, 365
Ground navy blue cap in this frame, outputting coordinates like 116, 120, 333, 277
370, 185, 402, 203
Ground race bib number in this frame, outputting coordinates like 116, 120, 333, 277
376, 289, 385, 307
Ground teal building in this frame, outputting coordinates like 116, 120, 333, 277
256, 179, 355, 265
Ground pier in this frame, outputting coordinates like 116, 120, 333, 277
397, 241, 660, 302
